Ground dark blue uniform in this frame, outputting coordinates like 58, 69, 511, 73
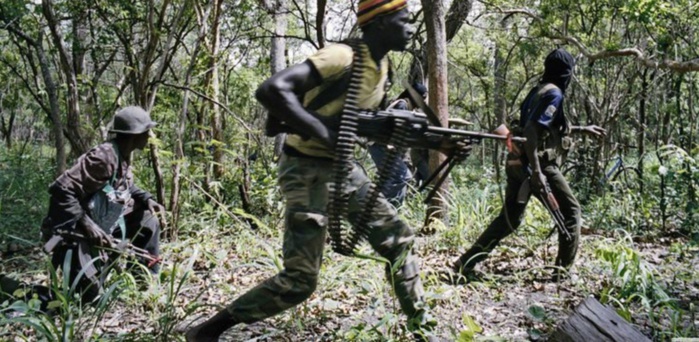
454, 49, 581, 276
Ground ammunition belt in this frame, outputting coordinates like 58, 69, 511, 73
327, 40, 408, 256
327, 39, 365, 256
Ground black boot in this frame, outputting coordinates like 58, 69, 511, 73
185, 309, 238, 342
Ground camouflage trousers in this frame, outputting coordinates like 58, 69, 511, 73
455, 161, 581, 272
226, 153, 428, 327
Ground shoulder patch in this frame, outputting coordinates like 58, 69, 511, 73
544, 105, 557, 118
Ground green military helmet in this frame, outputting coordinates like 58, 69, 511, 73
109, 106, 157, 134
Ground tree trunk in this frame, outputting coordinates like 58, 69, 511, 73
492, 19, 507, 183
422, 0, 450, 233
270, 0, 288, 157
408, 0, 472, 84
316, 0, 326, 48
169, 2, 214, 234
0, 91, 15, 149
36, 32, 67, 175
637, 69, 649, 192
0, 108, 15, 149
550, 297, 651, 342
689, 73, 695, 152
209, 0, 225, 179
445, 0, 473, 43
42, 0, 90, 156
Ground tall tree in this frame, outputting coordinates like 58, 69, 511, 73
207, 0, 225, 178
0, 4, 67, 174
41, 0, 92, 155
260, 0, 288, 156
168, 0, 214, 235
421, 0, 450, 232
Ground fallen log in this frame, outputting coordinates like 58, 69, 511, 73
549, 296, 651, 342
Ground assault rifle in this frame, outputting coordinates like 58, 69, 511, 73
44, 229, 161, 267
518, 177, 571, 240
541, 182, 572, 240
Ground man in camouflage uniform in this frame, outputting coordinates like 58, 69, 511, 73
41, 106, 164, 302
452, 49, 606, 280
187, 1, 437, 341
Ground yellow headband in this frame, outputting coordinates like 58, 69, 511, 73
357, 0, 407, 27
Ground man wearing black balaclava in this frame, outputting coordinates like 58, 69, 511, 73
451, 48, 605, 281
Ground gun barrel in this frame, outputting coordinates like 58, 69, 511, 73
427, 126, 527, 142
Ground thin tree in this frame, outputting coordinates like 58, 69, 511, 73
421, 0, 450, 232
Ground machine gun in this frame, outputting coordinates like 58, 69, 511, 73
357, 109, 526, 201
267, 107, 525, 202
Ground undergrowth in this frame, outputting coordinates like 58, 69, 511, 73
1, 144, 697, 341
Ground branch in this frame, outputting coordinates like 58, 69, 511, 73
484, 6, 699, 73
445, 0, 474, 42
549, 34, 699, 73
161, 82, 254, 133
0, 56, 50, 118
41, 0, 75, 76
2, 23, 38, 46
316, 0, 326, 48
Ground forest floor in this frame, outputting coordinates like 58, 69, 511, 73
2, 150, 698, 341
2, 220, 697, 341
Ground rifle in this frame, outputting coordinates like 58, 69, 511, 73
541, 182, 572, 240
518, 178, 571, 240
44, 229, 161, 268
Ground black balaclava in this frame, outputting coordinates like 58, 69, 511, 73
541, 48, 575, 93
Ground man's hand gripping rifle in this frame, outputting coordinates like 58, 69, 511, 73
44, 229, 161, 268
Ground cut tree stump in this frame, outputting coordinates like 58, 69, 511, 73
549, 296, 651, 342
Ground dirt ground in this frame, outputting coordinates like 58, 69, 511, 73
2, 228, 698, 341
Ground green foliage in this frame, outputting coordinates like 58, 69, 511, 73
457, 314, 483, 342
654, 145, 699, 238
595, 232, 673, 321
1, 254, 122, 341
2, 0, 699, 340
527, 305, 546, 321
0, 144, 54, 245
0, 0, 33, 20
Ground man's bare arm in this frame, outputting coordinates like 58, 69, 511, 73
569, 125, 607, 137
256, 61, 336, 147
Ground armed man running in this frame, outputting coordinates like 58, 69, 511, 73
452, 49, 605, 281
187, 1, 438, 341
41, 106, 164, 302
